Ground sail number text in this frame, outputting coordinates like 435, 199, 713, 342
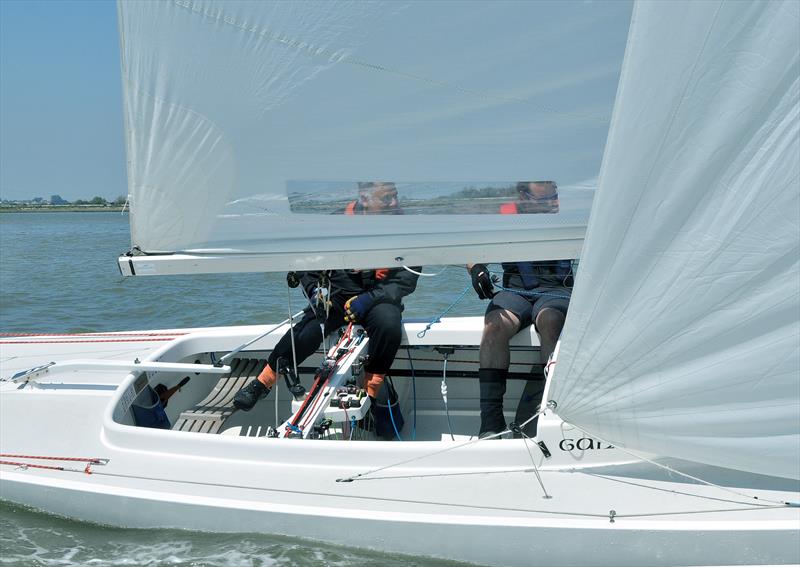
559, 437, 615, 451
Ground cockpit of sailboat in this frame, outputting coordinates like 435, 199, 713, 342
111, 319, 551, 442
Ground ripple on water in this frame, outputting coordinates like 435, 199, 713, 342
0, 502, 470, 567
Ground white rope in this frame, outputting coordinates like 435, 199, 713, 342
401, 264, 448, 277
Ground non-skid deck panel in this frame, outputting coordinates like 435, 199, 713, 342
172, 358, 266, 434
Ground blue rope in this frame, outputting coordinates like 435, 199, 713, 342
387, 399, 403, 441
406, 348, 417, 441
417, 284, 472, 338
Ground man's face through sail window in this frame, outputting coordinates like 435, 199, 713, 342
357, 182, 400, 214
515, 181, 559, 214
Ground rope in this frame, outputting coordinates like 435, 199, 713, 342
287, 286, 300, 381
388, 394, 403, 441
0, 332, 185, 337
0, 454, 108, 475
0, 454, 105, 463
441, 355, 454, 441
0, 338, 177, 345
406, 349, 416, 441
416, 285, 472, 338
400, 265, 448, 278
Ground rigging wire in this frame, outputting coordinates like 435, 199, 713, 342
336, 424, 519, 483
37, 464, 790, 519
561, 422, 800, 508
218, 310, 305, 365
335, 407, 553, 483
6, 456, 787, 519
517, 429, 551, 499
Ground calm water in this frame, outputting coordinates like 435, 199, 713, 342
0, 212, 485, 566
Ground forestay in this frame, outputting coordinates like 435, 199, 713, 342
116, 0, 631, 274
551, 0, 800, 480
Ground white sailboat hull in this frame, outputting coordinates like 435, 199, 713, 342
2, 471, 796, 567
1, 320, 798, 566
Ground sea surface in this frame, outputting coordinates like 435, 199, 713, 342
0, 212, 486, 567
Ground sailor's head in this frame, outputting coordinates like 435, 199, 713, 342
357, 181, 399, 213
516, 181, 557, 201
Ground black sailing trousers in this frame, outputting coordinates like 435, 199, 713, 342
267, 301, 402, 376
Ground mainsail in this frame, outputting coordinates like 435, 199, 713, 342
117, 0, 631, 274
551, 0, 800, 480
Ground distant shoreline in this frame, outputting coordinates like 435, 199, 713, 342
0, 206, 126, 213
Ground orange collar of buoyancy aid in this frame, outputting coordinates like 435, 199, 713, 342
500, 202, 519, 214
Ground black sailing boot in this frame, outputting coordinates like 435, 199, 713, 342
513, 377, 546, 438
233, 378, 270, 411
478, 368, 507, 438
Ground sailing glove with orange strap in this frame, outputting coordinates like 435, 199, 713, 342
469, 264, 495, 299
344, 293, 374, 322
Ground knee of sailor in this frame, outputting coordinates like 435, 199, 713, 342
365, 302, 402, 332
535, 307, 565, 336
483, 309, 520, 339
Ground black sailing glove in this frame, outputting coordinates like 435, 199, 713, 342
469, 264, 495, 300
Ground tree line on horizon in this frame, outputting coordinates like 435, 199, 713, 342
2, 194, 127, 206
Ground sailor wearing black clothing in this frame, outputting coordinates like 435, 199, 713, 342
233, 182, 418, 439
469, 181, 574, 438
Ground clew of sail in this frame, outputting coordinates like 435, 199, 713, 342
550, 0, 800, 480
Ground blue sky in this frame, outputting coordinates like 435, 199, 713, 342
0, 0, 125, 201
